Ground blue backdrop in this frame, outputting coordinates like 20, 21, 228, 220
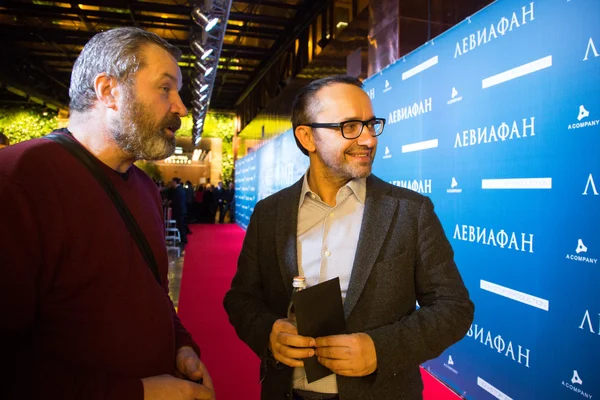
234, 132, 308, 230
235, 0, 599, 398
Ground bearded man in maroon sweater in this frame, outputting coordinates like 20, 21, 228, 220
0, 27, 214, 400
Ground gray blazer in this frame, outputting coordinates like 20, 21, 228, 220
224, 174, 474, 400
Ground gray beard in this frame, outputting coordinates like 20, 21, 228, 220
110, 92, 176, 161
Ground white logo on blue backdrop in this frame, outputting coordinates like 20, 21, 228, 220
448, 87, 463, 104
447, 177, 462, 193
583, 174, 598, 195
383, 146, 392, 159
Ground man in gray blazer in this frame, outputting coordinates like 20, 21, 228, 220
224, 75, 474, 400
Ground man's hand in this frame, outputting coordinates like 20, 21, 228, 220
175, 346, 215, 396
269, 319, 315, 368
315, 333, 377, 377
141, 374, 214, 400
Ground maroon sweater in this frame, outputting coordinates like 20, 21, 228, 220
0, 132, 200, 400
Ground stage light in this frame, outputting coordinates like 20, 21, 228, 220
199, 84, 209, 93
195, 60, 214, 77
192, 77, 203, 92
191, 40, 214, 60
201, 49, 213, 60
194, 107, 206, 119
194, 108, 206, 120
199, 94, 207, 102
192, 99, 205, 110
192, 7, 219, 31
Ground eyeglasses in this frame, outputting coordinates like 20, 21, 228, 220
298, 118, 386, 139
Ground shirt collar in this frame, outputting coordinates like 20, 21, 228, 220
299, 170, 367, 209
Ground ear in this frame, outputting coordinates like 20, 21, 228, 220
94, 73, 120, 110
294, 126, 316, 154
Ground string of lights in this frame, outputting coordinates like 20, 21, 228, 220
190, 0, 232, 146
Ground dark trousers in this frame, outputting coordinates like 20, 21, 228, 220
219, 203, 232, 223
217, 202, 226, 223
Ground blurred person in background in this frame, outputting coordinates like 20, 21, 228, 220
223, 181, 235, 223
214, 181, 226, 223
184, 180, 195, 223
170, 177, 189, 245
202, 183, 216, 224
193, 183, 205, 222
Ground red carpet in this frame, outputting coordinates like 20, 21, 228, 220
421, 368, 461, 400
177, 224, 261, 400
178, 224, 460, 400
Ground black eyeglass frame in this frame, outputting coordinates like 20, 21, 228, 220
297, 117, 386, 139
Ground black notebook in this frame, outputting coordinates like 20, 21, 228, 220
293, 277, 347, 383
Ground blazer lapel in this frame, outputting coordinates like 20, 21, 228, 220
344, 176, 397, 319
275, 177, 303, 295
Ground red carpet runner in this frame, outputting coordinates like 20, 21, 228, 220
177, 224, 460, 400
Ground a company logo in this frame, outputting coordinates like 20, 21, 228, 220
447, 177, 463, 193
467, 324, 531, 368
583, 174, 598, 195
454, 2, 535, 58
390, 179, 432, 194
566, 239, 597, 264
561, 370, 593, 399
383, 79, 392, 93
576, 239, 588, 254
388, 97, 433, 124
572, 370, 583, 385
383, 146, 392, 159
578, 105, 590, 121
453, 225, 534, 253
443, 355, 458, 374
447, 87, 463, 105
568, 105, 598, 130
579, 310, 600, 335
454, 117, 535, 148
584, 37, 599, 61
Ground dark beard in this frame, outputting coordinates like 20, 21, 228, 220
111, 90, 181, 160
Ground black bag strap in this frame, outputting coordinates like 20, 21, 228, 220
45, 132, 162, 286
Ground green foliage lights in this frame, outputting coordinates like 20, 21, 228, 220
178, 112, 236, 183
176, 112, 235, 140
205, 113, 235, 184
0, 107, 58, 145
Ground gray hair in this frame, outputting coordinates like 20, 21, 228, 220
69, 27, 182, 112
291, 75, 363, 156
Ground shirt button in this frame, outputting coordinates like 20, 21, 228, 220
329, 212, 334, 218
325, 250, 331, 257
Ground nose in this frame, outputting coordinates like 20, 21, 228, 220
356, 127, 377, 147
171, 92, 188, 117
